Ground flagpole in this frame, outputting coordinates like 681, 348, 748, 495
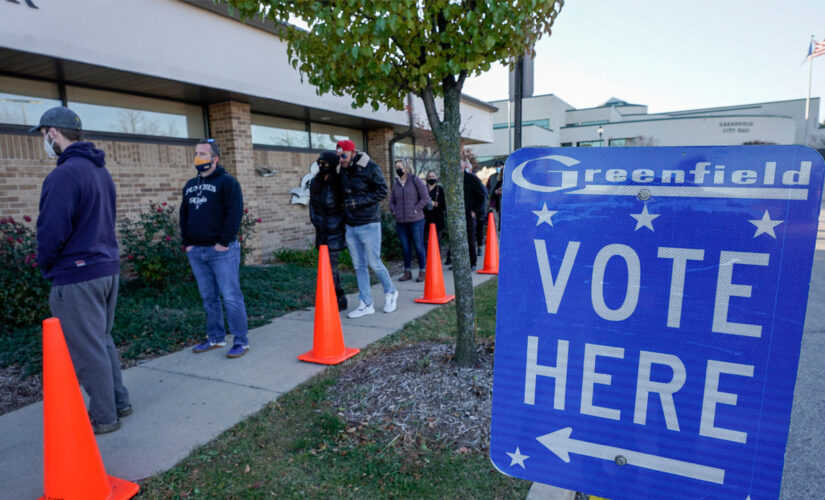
802, 36, 815, 145
806, 35, 813, 121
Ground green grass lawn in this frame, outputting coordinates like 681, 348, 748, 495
138, 278, 530, 499
0, 263, 357, 377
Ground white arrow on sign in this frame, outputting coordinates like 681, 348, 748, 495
536, 427, 725, 485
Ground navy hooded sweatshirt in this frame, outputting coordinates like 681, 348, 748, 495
179, 165, 244, 247
36, 141, 120, 286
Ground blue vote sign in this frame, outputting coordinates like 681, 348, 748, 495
490, 146, 824, 499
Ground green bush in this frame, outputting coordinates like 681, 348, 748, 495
239, 208, 262, 264
119, 203, 191, 288
273, 247, 354, 271
0, 217, 50, 331
381, 210, 403, 261
272, 247, 319, 268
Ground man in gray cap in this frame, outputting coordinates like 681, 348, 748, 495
32, 107, 131, 434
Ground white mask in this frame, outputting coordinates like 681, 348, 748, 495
43, 135, 59, 159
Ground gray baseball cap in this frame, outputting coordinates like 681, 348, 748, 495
29, 106, 82, 133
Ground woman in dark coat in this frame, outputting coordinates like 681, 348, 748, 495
309, 151, 347, 310
423, 169, 446, 253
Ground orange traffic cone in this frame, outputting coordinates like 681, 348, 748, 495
415, 223, 456, 304
477, 212, 499, 274
298, 245, 360, 365
40, 317, 139, 500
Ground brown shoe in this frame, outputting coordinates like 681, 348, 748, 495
416, 271, 425, 282
399, 270, 412, 281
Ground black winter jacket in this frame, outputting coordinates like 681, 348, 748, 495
309, 172, 346, 251
339, 152, 388, 226
463, 171, 487, 218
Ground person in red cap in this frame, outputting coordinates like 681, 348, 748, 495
336, 139, 398, 317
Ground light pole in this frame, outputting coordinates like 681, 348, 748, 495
597, 126, 604, 147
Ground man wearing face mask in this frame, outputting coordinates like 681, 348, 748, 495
336, 139, 398, 318
33, 106, 131, 434
180, 139, 250, 358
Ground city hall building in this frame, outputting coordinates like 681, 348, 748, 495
471, 94, 825, 161
0, 0, 494, 262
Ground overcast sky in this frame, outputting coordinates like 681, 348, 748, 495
463, 0, 825, 120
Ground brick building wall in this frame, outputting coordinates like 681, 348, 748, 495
0, 117, 398, 264
0, 132, 190, 225
0, 131, 319, 263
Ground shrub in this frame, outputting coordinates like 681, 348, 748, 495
119, 203, 190, 288
239, 208, 262, 264
272, 247, 354, 271
273, 247, 319, 267
0, 216, 50, 331
381, 210, 403, 261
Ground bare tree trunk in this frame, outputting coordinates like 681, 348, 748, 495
420, 77, 476, 367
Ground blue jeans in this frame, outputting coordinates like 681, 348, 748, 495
345, 222, 395, 306
186, 241, 249, 346
396, 219, 426, 271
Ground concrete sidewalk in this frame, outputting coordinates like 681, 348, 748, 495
0, 268, 494, 499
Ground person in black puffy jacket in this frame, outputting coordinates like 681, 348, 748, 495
309, 151, 347, 310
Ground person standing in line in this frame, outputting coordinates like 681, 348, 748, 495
462, 159, 487, 271
473, 165, 488, 256
181, 139, 250, 358
33, 106, 131, 434
336, 139, 398, 318
487, 160, 504, 230
389, 160, 429, 282
424, 169, 446, 254
309, 151, 348, 310
487, 160, 504, 228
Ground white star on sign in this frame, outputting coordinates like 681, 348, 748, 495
749, 210, 783, 239
507, 447, 529, 468
533, 203, 557, 227
629, 205, 660, 231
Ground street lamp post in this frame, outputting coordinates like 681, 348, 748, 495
597, 126, 604, 147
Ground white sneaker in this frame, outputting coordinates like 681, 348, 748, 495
347, 300, 375, 318
383, 290, 398, 313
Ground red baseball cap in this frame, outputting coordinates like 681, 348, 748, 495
336, 139, 356, 153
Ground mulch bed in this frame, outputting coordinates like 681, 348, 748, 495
327, 340, 495, 451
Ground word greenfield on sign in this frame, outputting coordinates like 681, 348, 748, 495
490, 146, 824, 499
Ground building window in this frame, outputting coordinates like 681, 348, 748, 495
66, 86, 204, 138
609, 138, 628, 147
560, 142, 573, 147
310, 122, 363, 151
0, 76, 61, 127
577, 140, 604, 147
251, 114, 309, 148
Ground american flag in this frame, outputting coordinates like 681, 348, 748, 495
810, 39, 825, 59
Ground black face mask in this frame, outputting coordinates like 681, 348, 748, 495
396, 169, 405, 177
427, 178, 436, 185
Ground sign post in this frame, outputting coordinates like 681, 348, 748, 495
490, 146, 824, 499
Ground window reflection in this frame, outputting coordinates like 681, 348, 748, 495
310, 122, 363, 150
251, 114, 309, 147
0, 76, 62, 126
66, 86, 204, 138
